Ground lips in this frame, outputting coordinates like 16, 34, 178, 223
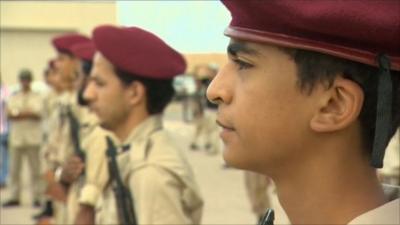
216, 119, 235, 131
217, 120, 235, 142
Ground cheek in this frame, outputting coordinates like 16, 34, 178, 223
227, 84, 309, 170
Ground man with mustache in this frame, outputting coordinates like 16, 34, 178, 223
84, 25, 203, 225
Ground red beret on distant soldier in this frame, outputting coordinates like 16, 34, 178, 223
92, 25, 186, 79
52, 34, 91, 54
71, 41, 97, 62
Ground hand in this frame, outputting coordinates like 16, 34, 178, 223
75, 204, 95, 225
60, 155, 85, 184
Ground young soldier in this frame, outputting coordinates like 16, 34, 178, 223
207, 1, 400, 224
84, 25, 203, 225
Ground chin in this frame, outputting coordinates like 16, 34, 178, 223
222, 147, 251, 170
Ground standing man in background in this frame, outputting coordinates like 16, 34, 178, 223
2, 69, 43, 207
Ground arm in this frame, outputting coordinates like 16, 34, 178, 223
75, 204, 95, 225
59, 155, 84, 184
8, 110, 40, 120
7, 94, 43, 121
78, 132, 109, 204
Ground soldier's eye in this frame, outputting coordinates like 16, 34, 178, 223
233, 59, 253, 70
94, 79, 105, 87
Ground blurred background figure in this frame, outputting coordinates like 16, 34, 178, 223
2, 69, 43, 207
379, 129, 400, 186
33, 59, 64, 222
0, 75, 10, 189
190, 63, 220, 155
244, 171, 271, 222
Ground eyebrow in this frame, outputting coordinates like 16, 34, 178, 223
227, 41, 260, 57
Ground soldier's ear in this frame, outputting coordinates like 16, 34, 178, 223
310, 76, 364, 132
126, 81, 146, 105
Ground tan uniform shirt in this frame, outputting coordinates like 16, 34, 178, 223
43, 91, 74, 168
40, 91, 63, 171
7, 90, 43, 148
97, 116, 203, 225
42, 91, 60, 119
348, 185, 399, 225
50, 91, 83, 166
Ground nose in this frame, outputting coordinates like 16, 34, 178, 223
83, 80, 95, 104
206, 64, 233, 105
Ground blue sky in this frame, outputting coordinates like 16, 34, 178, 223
117, 1, 231, 53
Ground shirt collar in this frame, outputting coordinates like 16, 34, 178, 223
348, 185, 400, 224
121, 115, 163, 148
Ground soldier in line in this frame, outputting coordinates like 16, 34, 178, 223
3, 69, 43, 207
207, 1, 399, 224
57, 39, 110, 225
34, 59, 65, 221
83, 25, 204, 224
40, 33, 90, 224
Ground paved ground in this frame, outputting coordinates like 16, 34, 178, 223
0, 102, 288, 225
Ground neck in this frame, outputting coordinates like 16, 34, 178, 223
22, 87, 30, 93
272, 133, 386, 224
113, 109, 149, 143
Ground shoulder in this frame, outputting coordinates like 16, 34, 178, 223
146, 130, 187, 166
133, 130, 195, 182
348, 198, 400, 225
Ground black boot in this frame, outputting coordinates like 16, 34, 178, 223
33, 201, 53, 220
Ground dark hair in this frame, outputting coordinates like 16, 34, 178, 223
283, 48, 400, 153
81, 60, 93, 76
19, 69, 33, 81
77, 60, 93, 106
114, 68, 175, 115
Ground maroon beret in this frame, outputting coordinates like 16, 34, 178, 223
71, 41, 96, 61
92, 25, 186, 79
222, 0, 400, 71
52, 34, 91, 54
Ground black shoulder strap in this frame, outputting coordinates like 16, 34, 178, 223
106, 137, 137, 225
